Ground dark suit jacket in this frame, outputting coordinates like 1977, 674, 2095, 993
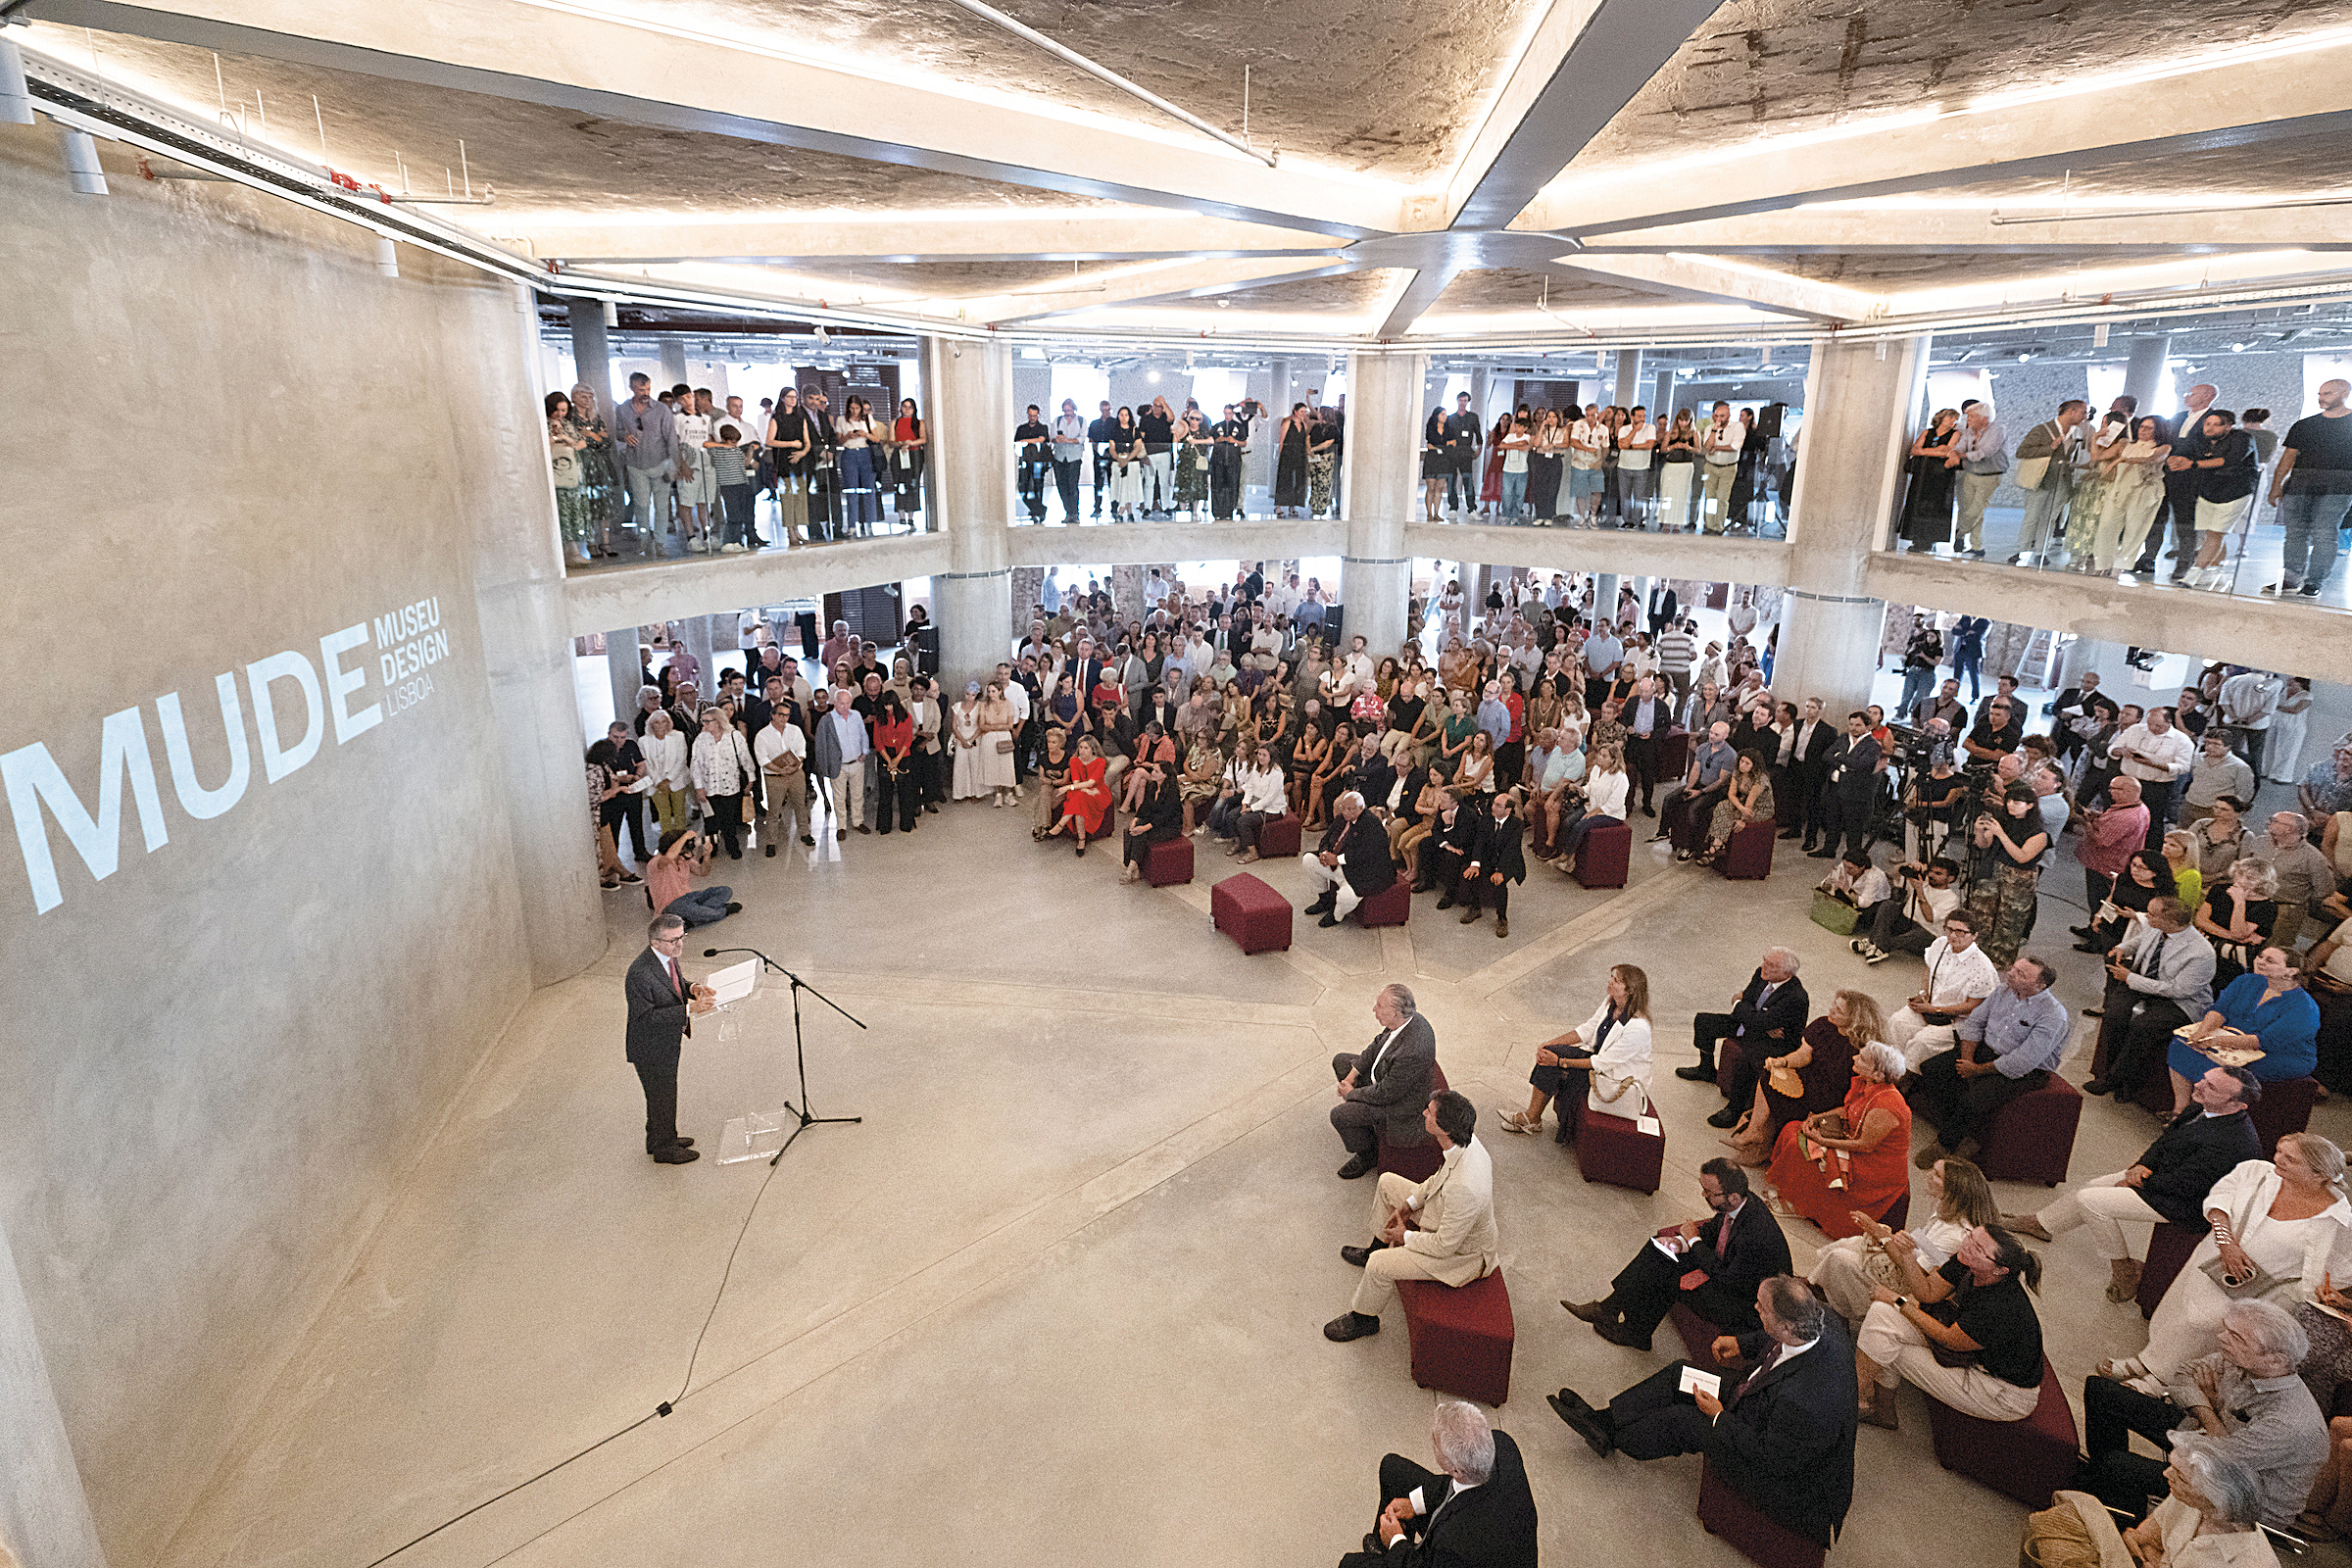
625, 947, 693, 1069
1431, 808, 1479, 864
1729, 969, 1810, 1048
1686, 1198, 1792, 1318
1344, 1430, 1540, 1568
1350, 755, 1398, 813
1788, 718, 1838, 774
1320, 812, 1398, 897
1342, 1014, 1439, 1146
1467, 812, 1527, 885
2137, 1105, 2263, 1226
1709, 1319, 1860, 1546
1645, 587, 1678, 630
1823, 734, 1880, 799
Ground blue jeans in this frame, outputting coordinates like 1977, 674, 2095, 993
663, 886, 733, 927
1499, 468, 1527, 519
1952, 644, 1982, 701
2278, 490, 2352, 587
1898, 665, 1935, 721
839, 447, 880, 532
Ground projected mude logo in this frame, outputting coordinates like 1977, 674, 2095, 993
3, 595, 454, 913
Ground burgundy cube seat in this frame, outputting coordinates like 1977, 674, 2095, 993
1924, 1357, 2080, 1508
2135, 1221, 2203, 1320
1973, 1073, 2082, 1187
1355, 880, 1411, 927
1669, 1300, 1736, 1374
1143, 835, 1195, 887
1396, 1268, 1514, 1406
1377, 1062, 1450, 1182
1573, 816, 1631, 888
1574, 1100, 1663, 1194
2250, 1077, 2319, 1156
1697, 1457, 1828, 1568
1210, 873, 1292, 955
1658, 729, 1690, 782
1256, 813, 1302, 858
1715, 817, 1776, 880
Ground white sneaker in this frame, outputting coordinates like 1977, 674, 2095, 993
719, 542, 744, 554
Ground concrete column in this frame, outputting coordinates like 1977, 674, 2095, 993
606, 625, 642, 722
566, 297, 614, 410
923, 335, 1014, 686
1653, 369, 1676, 424
0, 1217, 108, 1568
1595, 573, 1621, 627
477, 282, 605, 984
1338, 351, 1423, 660
1775, 335, 1931, 717
679, 614, 715, 699
658, 338, 689, 387
1468, 366, 1490, 425
1269, 357, 1293, 421
1614, 349, 1642, 410
2124, 334, 2171, 418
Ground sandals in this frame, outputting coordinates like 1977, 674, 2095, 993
1500, 1111, 1540, 1136
2094, 1356, 2148, 1383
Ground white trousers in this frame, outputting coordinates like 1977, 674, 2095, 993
1302, 856, 1362, 919
1352, 1172, 1446, 1316
1858, 1301, 2041, 1420
2033, 1171, 2166, 1262
1888, 1007, 1956, 1071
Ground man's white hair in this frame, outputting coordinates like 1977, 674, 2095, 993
1431, 1401, 1494, 1485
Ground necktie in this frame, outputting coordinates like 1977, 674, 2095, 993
666, 957, 682, 997
2139, 933, 2167, 978
1737, 1341, 1783, 1397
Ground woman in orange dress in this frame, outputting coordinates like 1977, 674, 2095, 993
1048, 735, 1112, 855
1768, 1041, 1913, 1239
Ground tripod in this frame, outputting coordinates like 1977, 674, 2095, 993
704, 947, 863, 1163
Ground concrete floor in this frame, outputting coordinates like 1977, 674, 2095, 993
156, 792, 2352, 1568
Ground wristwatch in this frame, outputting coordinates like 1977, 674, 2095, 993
1892, 1296, 1909, 1310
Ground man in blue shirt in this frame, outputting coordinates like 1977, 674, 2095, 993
1911, 956, 2069, 1166
1620, 675, 1667, 815
1475, 680, 1512, 753
1582, 624, 1625, 711
1653, 720, 1733, 848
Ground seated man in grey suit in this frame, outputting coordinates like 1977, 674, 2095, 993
1336, 1401, 1539, 1567
1549, 1276, 1858, 1549
1331, 983, 1438, 1179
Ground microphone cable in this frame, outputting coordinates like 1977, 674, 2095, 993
357, 1152, 787, 1567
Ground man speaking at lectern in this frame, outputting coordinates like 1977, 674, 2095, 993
628, 913, 715, 1164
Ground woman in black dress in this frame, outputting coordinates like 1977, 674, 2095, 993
1273, 403, 1311, 516
1528, 409, 1565, 524
1898, 408, 1962, 550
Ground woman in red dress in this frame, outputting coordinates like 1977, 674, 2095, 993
1048, 734, 1112, 855
1767, 1040, 1914, 1238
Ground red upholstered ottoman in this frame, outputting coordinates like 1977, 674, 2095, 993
1697, 1457, 1827, 1568
1143, 834, 1195, 887
1974, 1073, 2082, 1187
2135, 1221, 2202, 1319
1715, 817, 1776, 880
1396, 1269, 1514, 1406
1355, 880, 1411, 927
1658, 729, 1690, 782
1669, 1300, 1736, 1373
1925, 1357, 2079, 1507
1210, 873, 1291, 955
1256, 813, 1302, 858
1573, 816, 1631, 888
2250, 1077, 2319, 1156
1574, 1100, 1663, 1194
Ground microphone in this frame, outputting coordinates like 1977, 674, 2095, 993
705, 949, 720, 956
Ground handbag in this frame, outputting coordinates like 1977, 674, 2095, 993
1592, 1070, 1647, 1116
1809, 889, 1859, 935
2199, 1253, 2294, 1299
993, 735, 1013, 756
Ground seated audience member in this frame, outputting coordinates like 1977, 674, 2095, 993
1547, 1277, 1857, 1549
1550, 742, 1628, 865
1816, 847, 1891, 924
1043, 734, 1111, 855
1724, 984, 1886, 1150
1695, 747, 1775, 864
1500, 963, 1651, 1142
2075, 847, 2179, 955
1561, 1158, 1791, 1349
2008, 1066, 2261, 1300
645, 828, 737, 928
1911, 956, 2070, 1167
1766, 1040, 1912, 1233
1809, 1155, 1998, 1325
1652, 719, 1735, 848
1426, 789, 1481, 901
2083, 896, 2218, 1097
1302, 791, 1398, 929
1455, 789, 1528, 937
1329, 984, 1438, 1180
2079, 1298, 2325, 1531
2201, 857, 2280, 990
1390, 770, 1447, 882
1679, 947, 1809, 1089
1119, 767, 1183, 884
2167, 949, 2323, 1111
1856, 856, 1964, 965
2104, 1134, 2352, 1389
2026, 1439, 2278, 1568
1325, 1092, 1498, 1344
1334, 1400, 1538, 1567
1855, 1223, 2046, 1428
1226, 743, 1290, 864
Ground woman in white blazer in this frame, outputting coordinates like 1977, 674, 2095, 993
641, 709, 694, 835
1500, 962, 1653, 1143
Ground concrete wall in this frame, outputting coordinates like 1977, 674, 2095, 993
0, 125, 595, 1561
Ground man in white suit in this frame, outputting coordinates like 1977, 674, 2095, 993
1325, 1091, 1499, 1342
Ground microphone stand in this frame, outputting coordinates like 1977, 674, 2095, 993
703, 947, 864, 1163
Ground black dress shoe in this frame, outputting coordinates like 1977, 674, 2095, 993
1806, 847, 1836, 858
1674, 1063, 1716, 1083
1304, 893, 1336, 915
1560, 1298, 1611, 1324
765, 844, 777, 858
1705, 1105, 1742, 1129
1779, 829, 1802, 840
2082, 1078, 2114, 1096
2082, 1006, 2104, 1018
651, 1146, 700, 1164
1323, 1311, 1382, 1343
1592, 1317, 1652, 1351
2072, 941, 2104, 954
675, 1136, 695, 1148
724, 902, 743, 914
2070, 924, 2099, 940
1340, 1241, 1390, 1267
1319, 912, 1342, 928
1434, 896, 1455, 910
1548, 1392, 1614, 1457
801, 834, 816, 846
1337, 1152, 1376, 1179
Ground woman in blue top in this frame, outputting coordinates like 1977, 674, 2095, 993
2169, 946, 2323, 1111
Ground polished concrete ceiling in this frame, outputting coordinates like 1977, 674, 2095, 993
18, 0, 2352, 343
